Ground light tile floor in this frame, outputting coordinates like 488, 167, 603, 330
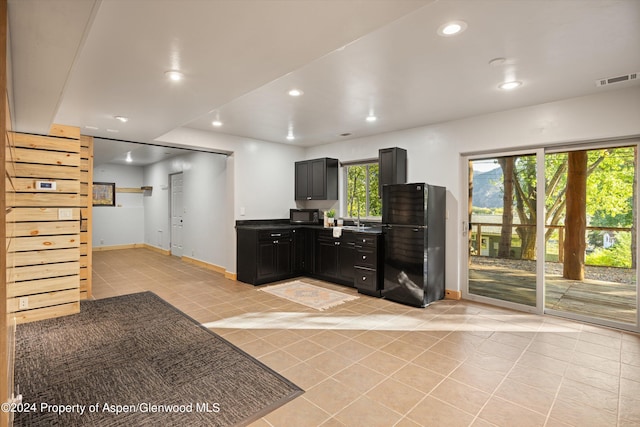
92, 249, 640, 427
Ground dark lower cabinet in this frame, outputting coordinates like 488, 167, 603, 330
353, 233, 383, 296
293, 228, 312, 274
237, 228, 294, 285
237, 224, 380, 290
314, 230, 355, 286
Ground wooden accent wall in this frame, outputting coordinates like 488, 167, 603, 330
6, 129, 82, 324
80, 135, 93, 299
1, 0, 8, 419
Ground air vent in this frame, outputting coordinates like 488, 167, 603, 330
596, 72, 638, 87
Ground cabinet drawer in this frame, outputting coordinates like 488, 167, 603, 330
354, 234, 376, 247
354, 267, 378, 292
355, 247, 376, 269
258, 230, 291, 241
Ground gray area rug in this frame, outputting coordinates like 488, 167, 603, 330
13, 292, 303, 426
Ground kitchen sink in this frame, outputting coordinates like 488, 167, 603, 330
340, 225, 372, 231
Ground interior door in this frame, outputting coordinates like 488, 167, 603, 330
170, 173, 184, 257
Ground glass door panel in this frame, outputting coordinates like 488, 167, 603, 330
468, 154, 537, 307
544, 146, 637, 325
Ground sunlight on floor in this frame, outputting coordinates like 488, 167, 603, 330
202, 311, 581, 333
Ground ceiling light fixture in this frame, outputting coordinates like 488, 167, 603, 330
498, 80, 522, 90
366, 115, 377, 123
438, 20, 467, 37
126, 152, 132, 163
114, 115, 128, 123
106, 129, 119, 133
84, 125, 99, 130
212, 120, 223, 127
288, 89, 303, 97
286, 133, 295, 141
165, 70, 184, 81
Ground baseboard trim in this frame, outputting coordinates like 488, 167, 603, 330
93, 243, 146, 252
224, 271, 237, 281
181, 256, 226, 274
445, 289, 462, 300
143, 244, 171, 256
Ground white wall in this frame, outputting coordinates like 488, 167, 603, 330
305, 87, 640, 293
92, 164, 145, 247
142, 151, 228, 268
155, 128, 305, 272
152, 87, 640, 288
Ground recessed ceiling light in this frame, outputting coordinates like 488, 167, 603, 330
106, 129, 119, 133
366, 115, 377, 123
84, 125, 99, 130
126, 152, 132, 163
114, 115, 128, 123
165, 70, 184, 81
288, 89, 303, 97
212, 120, 223, 127
286, 134, 295, 141
488, 57, 507, 67
438, 20, 467, 37
498, 81, 522, 90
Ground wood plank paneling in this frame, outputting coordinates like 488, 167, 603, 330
7, 207, 80, 222
7, 262, 80, 282
7, 289, 79, 312
10, 163, 79, 180
1, 0, 8, 416
8, 221, 80, 237
80, 135, 93, 299
9, 248, 79, 267
9, 147, 80, 167
12, 192, 79, 207
6, 129, 82, 324
8, 177, 80, 193
12, 302, 80, 325
7, 276, 79, 298
8, 235, 80, 252
11, 132, 80, 153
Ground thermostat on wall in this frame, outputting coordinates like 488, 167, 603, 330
35, 181, 56, 191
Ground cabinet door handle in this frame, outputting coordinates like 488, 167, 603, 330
362, 276, 367, 281
362, 255, 367, 260
335, 242, 340, 246
273, 240, 279, 244
307, 197, 311, 200
271, 233, 282, 237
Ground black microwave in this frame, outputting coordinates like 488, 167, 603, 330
290, 209, 319, 224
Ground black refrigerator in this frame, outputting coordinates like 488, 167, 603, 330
381, 183, 446, 307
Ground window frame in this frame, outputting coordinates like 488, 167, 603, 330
342, 160, 381, 220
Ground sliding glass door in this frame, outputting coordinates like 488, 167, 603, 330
544, 146, 637, 326
465, 142, 639, 331
467, 153, 539, 310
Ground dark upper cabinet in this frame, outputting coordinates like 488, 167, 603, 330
295, 158, 338, 200
378, 147, 407, 196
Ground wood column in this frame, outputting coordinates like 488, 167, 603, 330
563, 150, 587, 280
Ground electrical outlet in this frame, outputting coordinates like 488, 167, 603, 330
58, 208, 73, 220
19, 297, 28, 309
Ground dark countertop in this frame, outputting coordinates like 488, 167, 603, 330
235, 219, 382, 234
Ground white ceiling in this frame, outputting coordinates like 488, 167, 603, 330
8, 0, 640, 165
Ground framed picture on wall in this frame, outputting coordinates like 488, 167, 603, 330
92, 182, 115, 206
